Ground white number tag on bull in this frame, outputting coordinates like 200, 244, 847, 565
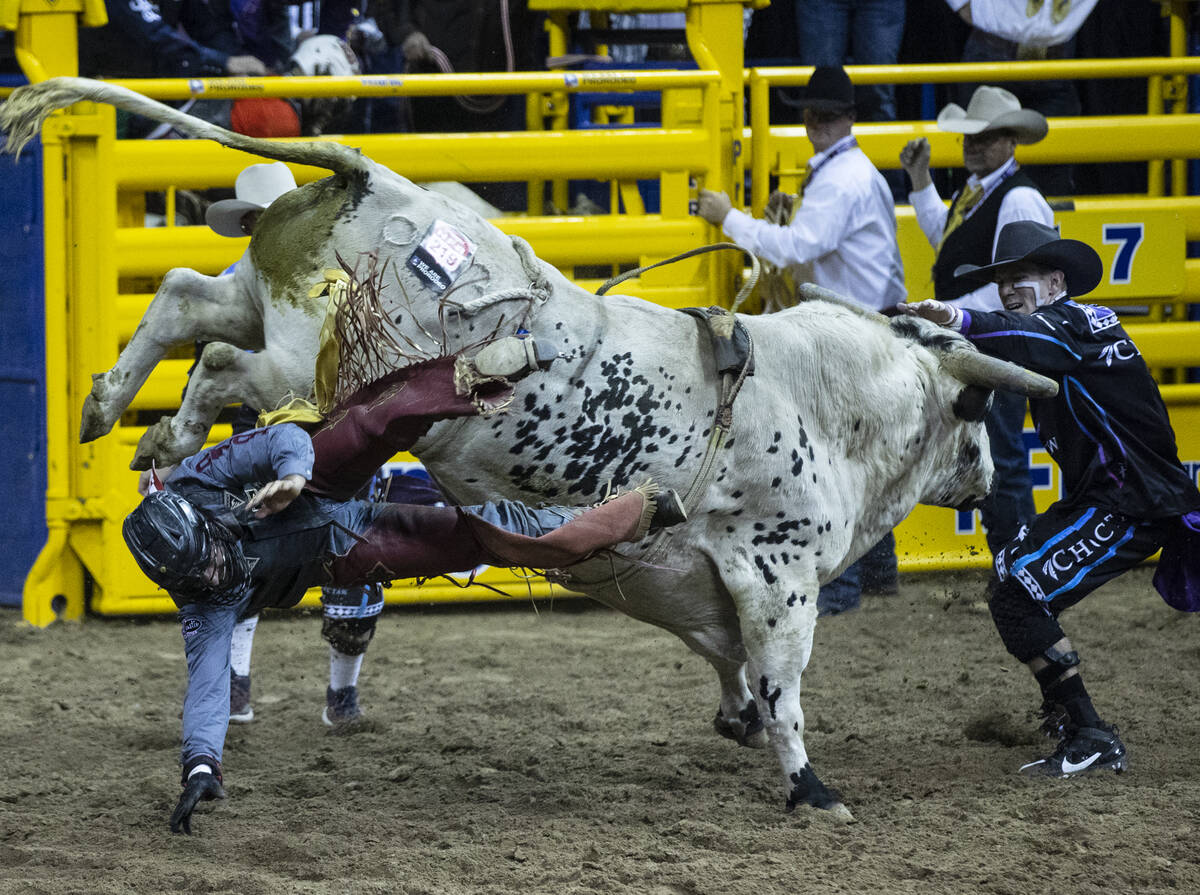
407, 219, 477, 294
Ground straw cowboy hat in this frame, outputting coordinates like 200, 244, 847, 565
937, 85, 1048, 144
206, 162, 298, 238
954, 220, 1103, 297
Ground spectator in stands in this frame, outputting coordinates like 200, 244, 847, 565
372, 0, 544, 208
946, 0, 1101, 194
900, 85, 1052, 557
80, 0, 270, 80
696, 65, 905, 615
79, 0, 270, 137
228, 0, 295, 71
795, 0, 907, 124
899, 220, 1200, 779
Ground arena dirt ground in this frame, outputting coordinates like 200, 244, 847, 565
1, 566, 1198, 895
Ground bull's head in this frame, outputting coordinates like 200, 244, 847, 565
888, 313, 1057, 413
884, 314, 1056, 512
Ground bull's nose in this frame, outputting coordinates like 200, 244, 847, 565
954, 494, 987, 513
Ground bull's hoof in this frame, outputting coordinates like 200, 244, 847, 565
131, 418, 183, 471
713, 703, 766, 748
79, 392, 114, 443
785, 763, 853, 821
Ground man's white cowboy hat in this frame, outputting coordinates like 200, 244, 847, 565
936, 86, 1048, 144
206, 162, 298, 237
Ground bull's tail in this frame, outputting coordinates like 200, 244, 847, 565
0, 76, 369, 178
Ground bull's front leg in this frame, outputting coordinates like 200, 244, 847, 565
81, 268, 261, 443
132, 342, 307, 469
723, 548, 852, 819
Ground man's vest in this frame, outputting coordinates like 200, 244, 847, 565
933, 169, 1041, 301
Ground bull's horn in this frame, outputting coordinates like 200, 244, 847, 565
797, 282, 885, 321
939, 347, 1059, 398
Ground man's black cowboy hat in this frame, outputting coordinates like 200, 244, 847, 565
953, 220, 1104, 297
784, 64, 856, 115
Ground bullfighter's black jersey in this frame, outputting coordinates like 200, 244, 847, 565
961, 299, 1200, 520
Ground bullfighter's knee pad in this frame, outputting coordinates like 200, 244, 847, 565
321, 615, 378, 656
320, 585, 382, 656
987, 577, 1065, 664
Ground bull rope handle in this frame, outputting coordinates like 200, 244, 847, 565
595, 242, 760, 316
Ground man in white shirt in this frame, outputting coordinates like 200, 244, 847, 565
696, 65, 906, 313
948, 0, 1099, 55
697, 65, 906, 614
945, 0, 1100, 194
900, 85, 1052, 558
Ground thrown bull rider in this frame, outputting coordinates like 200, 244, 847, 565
901, 221, 1200, 779
123, 338, 686, 834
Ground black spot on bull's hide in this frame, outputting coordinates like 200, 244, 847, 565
753, 554, 777, 585
503, 354, 679, 497
759, 676, 782, 719
752, 519, 801, 547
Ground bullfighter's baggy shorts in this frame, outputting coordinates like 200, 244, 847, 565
994, 501, 1172, 614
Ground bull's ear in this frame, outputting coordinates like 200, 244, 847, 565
952, 385, 992, 422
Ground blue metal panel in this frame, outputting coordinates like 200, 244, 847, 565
0, 106, 45, 607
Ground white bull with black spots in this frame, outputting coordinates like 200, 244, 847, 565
3, 78, 1057, 817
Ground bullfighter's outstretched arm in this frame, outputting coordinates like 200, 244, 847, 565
957, 304, 1096, 374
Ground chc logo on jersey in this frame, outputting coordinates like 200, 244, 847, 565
1098, 339, 1141, 366
1038, 513, 1122, 581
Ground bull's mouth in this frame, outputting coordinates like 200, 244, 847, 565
954, 494, 988, 512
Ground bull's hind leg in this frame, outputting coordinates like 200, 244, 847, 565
670, 629, 765, 748
132, 343, 300, 468
722, 548, 852, 818
81, 268, 262, 443
711, 663, 767, 748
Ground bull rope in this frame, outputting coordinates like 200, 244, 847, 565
440, 235, 553, 316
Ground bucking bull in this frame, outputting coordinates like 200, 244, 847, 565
1, 78, 1057, 818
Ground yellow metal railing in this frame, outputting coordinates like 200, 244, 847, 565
749, 57, 1200, 213
9, 0, 1200, 622
15, 23, 746, 621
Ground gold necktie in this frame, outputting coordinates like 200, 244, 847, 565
937, 181, 984, 253
798, 160, 815, 200
1027, 0, 1071, 23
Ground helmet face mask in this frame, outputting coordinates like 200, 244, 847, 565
123, 491, 250, 607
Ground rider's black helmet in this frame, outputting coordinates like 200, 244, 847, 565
123, 490, 250, 606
